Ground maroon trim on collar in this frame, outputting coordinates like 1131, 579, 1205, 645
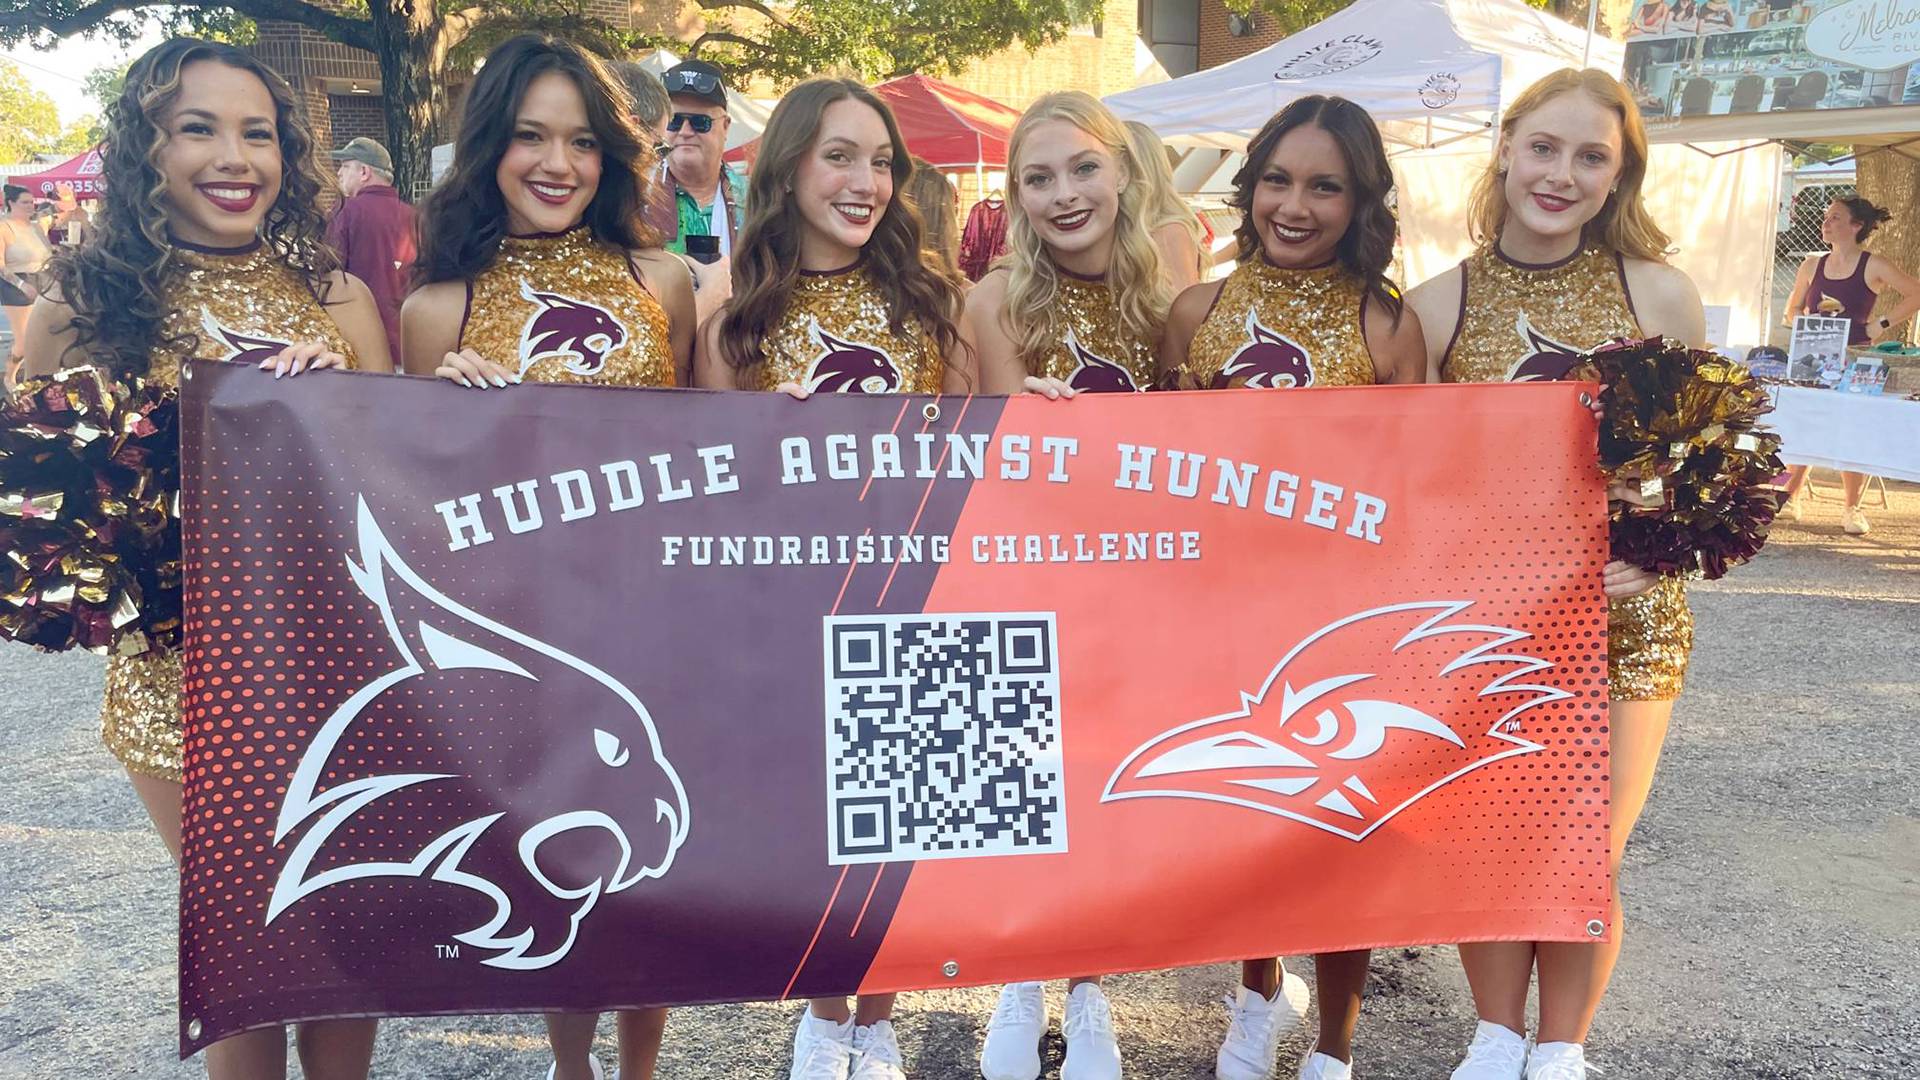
506, 224, 588, 241
1493, 240, 1584, 272
171, 236, 263, 256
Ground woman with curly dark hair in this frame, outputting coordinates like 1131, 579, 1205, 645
401, 34, 693, 398
691, 77, 969, 1080
397, 33, 694, 1080
1156, 93, 1424, 1080
694, 77, 967, 405
17, 36, 391, 1079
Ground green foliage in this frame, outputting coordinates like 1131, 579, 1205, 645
1222, 0, 1546, 33
0, 58, 64, 162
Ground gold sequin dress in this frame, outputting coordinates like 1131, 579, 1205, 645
1175, 259, 1377, 390
1024, 269, 1157, 392
754, 264, 945, 394
1440, 244, 1691, 701
103, 240, 359, 782
458, 228, 674, 387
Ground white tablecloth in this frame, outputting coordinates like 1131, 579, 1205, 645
1767, 386, 1920, 482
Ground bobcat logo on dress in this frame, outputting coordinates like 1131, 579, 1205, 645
1064, 328, 1141, 393
264, 498, 689, 970
199, 308, 293, 366
803, 318, 902, 394
517, 280, 629, 379
1103, 601, 1566, 841
1216, 309, 1315, 389
1504, 314, 1593, 382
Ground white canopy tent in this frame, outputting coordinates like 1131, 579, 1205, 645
1105, 0, 1785, 348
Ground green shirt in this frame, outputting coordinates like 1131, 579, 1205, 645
665, 167, 748, 256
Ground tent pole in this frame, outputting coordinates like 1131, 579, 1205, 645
1582, 0, 1599, 68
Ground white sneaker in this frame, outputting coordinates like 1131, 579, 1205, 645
1450, 1021, 1530, 1080
1842, 506, 1871, 535
543, 1058, 606, 1080
1215, 969, 1310, 1080
851, 1019, 907, 1080
1061, 983, 1122, 1080
1297, 1050, 1351, 1080
791, 1010, 856, 1080
1525, 1042, 1586, 1080
981, 982, 1047, 1080
1782, 494, 1803, 522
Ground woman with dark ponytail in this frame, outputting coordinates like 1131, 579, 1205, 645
1779, 195, 1919, 535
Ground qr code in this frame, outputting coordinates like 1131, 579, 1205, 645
823, 613, 1066, 865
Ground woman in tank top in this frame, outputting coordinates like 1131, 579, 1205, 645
1, 182, 55, 389
1159, 93, 1425, 1080
401, 34, 694, 1080
20, 37, 393, 1079
1778, 196, 1920, 536
1403, 68, 1707, 1080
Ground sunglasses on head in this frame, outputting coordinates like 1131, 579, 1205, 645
668, 113, 715, 134
671, 70, 723, 96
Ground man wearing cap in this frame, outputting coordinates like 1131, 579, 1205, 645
660, 60, 746, 259
327, 136, 415, 361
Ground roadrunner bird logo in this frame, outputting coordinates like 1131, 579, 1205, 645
1102, 601, 1567, 841
516, 281, 629, 379
264, 498, 689, 970
1216, 310, 1315, 389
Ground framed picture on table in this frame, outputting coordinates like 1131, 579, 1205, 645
1789, 316, 1851, 385
1835, 357, 1888, 395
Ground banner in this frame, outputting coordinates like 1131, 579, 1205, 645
1623, 0, 1920, 120
176, 363, 1613, 1054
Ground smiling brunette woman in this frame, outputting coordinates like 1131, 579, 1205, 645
1403, 68, 1706, 1080
18, 36, 392, 1080
400, 32, 694, 1080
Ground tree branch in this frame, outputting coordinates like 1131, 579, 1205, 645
0, 0, 152, 38
0, 0, 376, 49
695, 0, 798, 35
688, 29, 775, 54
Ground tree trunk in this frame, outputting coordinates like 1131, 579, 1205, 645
369, 0, 449, 199
1857, 149, 1919, 344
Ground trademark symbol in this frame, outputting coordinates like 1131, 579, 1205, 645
435, 943, 461, 959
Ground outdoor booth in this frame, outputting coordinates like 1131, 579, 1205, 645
4, 146, 106, 201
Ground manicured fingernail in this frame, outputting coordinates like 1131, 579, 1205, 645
491, 375, 508, 388
509, 373, 523, 384
457, 375, 473, 388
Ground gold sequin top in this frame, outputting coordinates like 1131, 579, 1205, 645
1441, 246, 1639, 384
754, 264, 945, 394
1023, 270, 1157, 393
459, 228, 674, 387
1178, 259, 1377, 390
148, 240, 359, 387
102, 240, 359, 785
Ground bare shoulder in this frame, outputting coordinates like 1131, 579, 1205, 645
1403, 263, 1462, 314
964, 267, 1010, 313
630, 247, 692, 285
402, 279, 466, 321
1622, 257, 1705, 345
323, 269, 376, 307
1168, 278, 1225, 329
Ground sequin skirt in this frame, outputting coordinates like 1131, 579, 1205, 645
1607, 576, 1692, 702
100, 650, 183, 783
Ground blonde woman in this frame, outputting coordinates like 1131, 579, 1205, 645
1122, 120, 1206, 291
955, 92, 1174, 1080
1404, 68, 1706, 1080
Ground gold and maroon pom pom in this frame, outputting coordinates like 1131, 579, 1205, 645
1, 367, 180, 655
1577, 338, 1786, 580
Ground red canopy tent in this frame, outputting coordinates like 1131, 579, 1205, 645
726, 75, 1020, 177
6, 146, 106, 201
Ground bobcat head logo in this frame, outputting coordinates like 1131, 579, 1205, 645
1103, 601, 1567, 841
1504, 314, 1594, 383
200, 308, 293, 366
264, 498, 689, 970
803, 318, 901, 394
1216, 310, 1315, 389
1064, 328, 1141, 393
517, 281, 629, 379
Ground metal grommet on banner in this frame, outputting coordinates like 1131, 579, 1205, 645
181, 362, 194, 382
941, 960, 960, 978
922, 402, 941, 423
1585, 919, 1606, 938
1577, 391, 1592, 407
187, 1018, 202, 1041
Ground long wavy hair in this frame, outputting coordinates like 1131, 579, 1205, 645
1468, 68, 1669, 262
42, 38, 337, 380
903, 156, 964, 287
416, 34, 657, 284
1123, 120, 1205, 269
1001, 93, 1170, 371
717, 78, 965, 376
1231, 94, 1402, 324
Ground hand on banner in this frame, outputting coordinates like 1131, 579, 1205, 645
775, 380, 810, 400
434, 348, 521, 389
259, 341, 349, 379
1601, 559, 1659, 599
1022, 375, 1077, 400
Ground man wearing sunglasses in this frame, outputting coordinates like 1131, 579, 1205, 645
660, 59, 745, 265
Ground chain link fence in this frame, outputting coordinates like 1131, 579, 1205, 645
1770, 176, 1855, 345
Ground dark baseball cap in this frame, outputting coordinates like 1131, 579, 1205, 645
663, 60, 728, 109
330, 136, 393, 173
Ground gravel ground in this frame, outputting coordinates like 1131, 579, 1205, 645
2, 482, 1916, 1079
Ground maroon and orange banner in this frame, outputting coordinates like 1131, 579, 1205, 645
177, 362, 1611, 1054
